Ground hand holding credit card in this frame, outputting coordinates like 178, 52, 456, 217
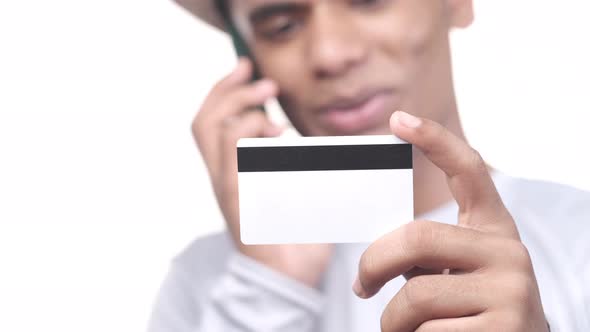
238, 135, 414, 244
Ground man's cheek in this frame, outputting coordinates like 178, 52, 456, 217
277, 95, 304, 125
374, 6, 443, 59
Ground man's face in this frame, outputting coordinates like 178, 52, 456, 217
230, 0, 473, 136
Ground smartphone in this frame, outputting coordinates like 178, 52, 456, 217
228, 23, 263, 82
218, 0, 267, 111
229, 25, 267, 112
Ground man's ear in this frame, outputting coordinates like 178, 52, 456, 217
446, 0, 474, 28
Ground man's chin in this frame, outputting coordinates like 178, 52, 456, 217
297, 124, 391, 137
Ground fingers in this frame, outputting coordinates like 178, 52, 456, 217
355, 221, 542, 331
211, 58, 253, 97
415, 311, 540, 332
220, 110, 279, 159
200, 58, 277, 123
354, 221, 505, 299
213, 109, 279, 179
192, 59, 278, 173
402, 266, 443, 281
190, 59, 282, 246
214, 79, 277, 120
389, 111, 518, 237
415, 316, 483, 332
380, 274, 488, 332
194, 78, 277, 142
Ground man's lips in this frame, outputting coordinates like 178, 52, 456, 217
317, 89, 396, 134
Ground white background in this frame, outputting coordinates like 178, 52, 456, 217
0, 0, 589, 331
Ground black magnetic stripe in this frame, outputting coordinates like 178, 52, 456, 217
238, 144, 412, 172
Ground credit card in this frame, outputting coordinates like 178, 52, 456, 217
237, 135, 414, 244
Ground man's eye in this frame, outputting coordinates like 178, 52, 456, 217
350, 0, 387, 9
256, 17, 301, 40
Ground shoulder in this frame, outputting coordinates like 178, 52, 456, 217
495, 172, 590, 248
497, 173, 590, 216
171, 231, 235, 280
148, 231, 235, 331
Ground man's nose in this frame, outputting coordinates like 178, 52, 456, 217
306, 6, 368, 79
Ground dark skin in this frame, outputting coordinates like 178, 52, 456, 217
192, 0, 549, 330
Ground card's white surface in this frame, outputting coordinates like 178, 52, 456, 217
237, 135, 414, 244
238, 134, 407, 147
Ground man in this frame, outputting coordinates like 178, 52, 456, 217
149, 0, 590, 331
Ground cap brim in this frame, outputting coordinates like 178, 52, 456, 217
174, 0, 226, 31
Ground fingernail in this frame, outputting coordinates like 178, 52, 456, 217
394, 111, 422, 129
352, 277, 368, 298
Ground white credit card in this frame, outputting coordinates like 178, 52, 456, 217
237, 135, 414, 245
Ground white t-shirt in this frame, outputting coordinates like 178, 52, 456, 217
148, 172, 590, 331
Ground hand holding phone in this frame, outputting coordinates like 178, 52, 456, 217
191, 59, 333, 287
219, 0, 266, 110
193, 2, 334, 286
192, 58, 278, 230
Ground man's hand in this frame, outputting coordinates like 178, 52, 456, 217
192, 58, 332, 287
354, 111, 548, 331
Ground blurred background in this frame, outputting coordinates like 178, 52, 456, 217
0, 0, 589, 331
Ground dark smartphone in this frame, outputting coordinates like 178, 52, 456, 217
218, 0, 267, 112
228, 25, 267, 112
228, 23, 263, 82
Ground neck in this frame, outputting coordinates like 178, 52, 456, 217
413, 109, 466, 217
